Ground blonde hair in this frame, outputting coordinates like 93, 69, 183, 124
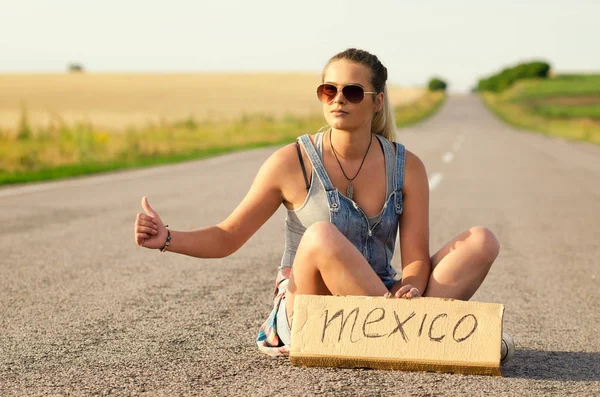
322, 48, 396, 141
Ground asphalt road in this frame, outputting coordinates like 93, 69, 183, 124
1, 95, 599, 396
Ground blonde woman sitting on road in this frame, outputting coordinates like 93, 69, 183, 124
134, 48, 514, 364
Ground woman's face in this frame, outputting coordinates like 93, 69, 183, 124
321, 59, 383, 132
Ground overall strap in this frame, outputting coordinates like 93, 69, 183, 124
295, 142, 310, 191
375, 134, 396, 198
393, 142, 406, 192
298, 133, 335, 191
393, 142, 406, 215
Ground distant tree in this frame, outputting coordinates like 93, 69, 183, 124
428, 77, 448, 92
68, 62, 85, 73
477, 60, 551, 92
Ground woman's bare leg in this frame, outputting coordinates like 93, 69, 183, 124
285, 221, 388, 324
423, 226, 500, 300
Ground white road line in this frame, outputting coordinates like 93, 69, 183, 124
442, 152, 454, 163
452, 134, 465, 152
428, 172, 443, 191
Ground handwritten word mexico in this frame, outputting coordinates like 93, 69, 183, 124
320, 307, 478, 344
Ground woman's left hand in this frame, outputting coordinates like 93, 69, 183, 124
394, 284, 421, 299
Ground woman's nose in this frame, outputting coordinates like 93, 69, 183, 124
333, 89, 346, 103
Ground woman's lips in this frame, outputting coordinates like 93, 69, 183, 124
331, 109, 348, 116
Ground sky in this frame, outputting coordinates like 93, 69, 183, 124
2, 0, 599, 92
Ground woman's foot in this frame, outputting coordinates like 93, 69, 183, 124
501, 332, 515, 365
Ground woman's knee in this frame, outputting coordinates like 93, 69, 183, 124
295, 221, 353, 275
468, 226, 500, 264
298, 221, 341, 254
290, 222, 341, 293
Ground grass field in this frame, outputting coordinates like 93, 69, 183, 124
0, 73, 444, 185
508, 74, 600, 99
482, 74, 600, 145
0, 73, 424, 130
395, 91, 446, 127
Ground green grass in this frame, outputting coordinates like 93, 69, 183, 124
481, 74, 600, 145
482, 75, 600, 145
0, 94, 446, 185
0, 114, 325, 185
395, 91, 446, 127
510, 74, 600, 99
511, 74, 600, 119
530, 104, 600, 119
0, 139, 295, 185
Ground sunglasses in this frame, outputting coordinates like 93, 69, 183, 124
316, 83, 377, 104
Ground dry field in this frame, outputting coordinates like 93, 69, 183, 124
0, 73, 425, 130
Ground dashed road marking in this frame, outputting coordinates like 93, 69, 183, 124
442, 152, 454, 163
452, 134, 465, 152
428, 172, 443, 191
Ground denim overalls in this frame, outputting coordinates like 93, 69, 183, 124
256, 132, 406, 356
298, 132, 406, 288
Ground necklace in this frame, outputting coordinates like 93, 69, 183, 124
330, 129, 373, 200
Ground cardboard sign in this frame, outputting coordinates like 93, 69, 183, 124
289, 295, 504, 376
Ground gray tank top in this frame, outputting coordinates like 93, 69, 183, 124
280, 131, 398, 270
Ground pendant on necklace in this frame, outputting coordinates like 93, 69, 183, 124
346, 182, 354, 200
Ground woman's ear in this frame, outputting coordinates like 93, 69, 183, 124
374, 92, 385, 113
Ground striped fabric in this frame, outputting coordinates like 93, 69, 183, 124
256, 267, 292, 356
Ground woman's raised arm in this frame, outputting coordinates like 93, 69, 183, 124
134, 146, 293, 258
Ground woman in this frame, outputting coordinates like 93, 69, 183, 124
134, 48, 514, 364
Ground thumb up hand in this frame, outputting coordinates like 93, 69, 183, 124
135, 196, 168, 249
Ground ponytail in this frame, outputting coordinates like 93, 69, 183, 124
371, 86, 396, 141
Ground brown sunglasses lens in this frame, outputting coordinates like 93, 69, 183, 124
342, 85, 365, 103
317, 84, 365, 104
317, 84, 337, 103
